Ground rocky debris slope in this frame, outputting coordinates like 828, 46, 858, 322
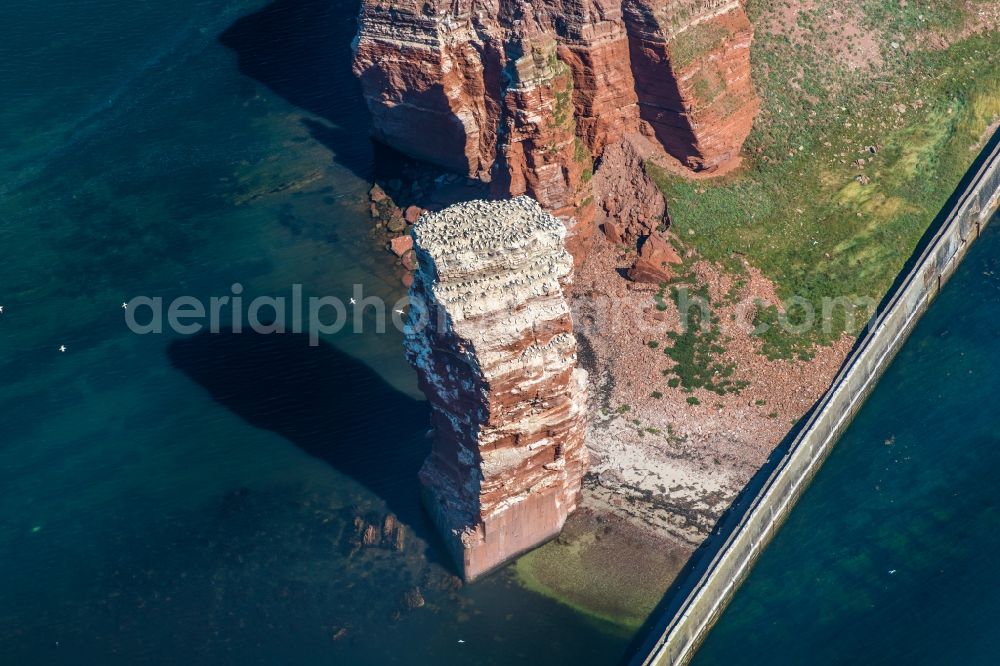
353, 0, 759, 258
403, 197, 589, 581
592, 134, 670, 247
571, 241, 853, 544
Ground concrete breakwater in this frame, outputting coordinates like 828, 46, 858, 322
636, 133, 1000, 666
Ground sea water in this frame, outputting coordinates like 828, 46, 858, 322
693, 214, 1000, 665
0, 0, 629, 663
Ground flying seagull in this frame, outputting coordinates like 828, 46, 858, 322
349, 297, 356, 305
122, 302, 128, 309
59, 345, 67, 353
457, 639, 466, 644
394, 309, 405, 315
0, 305, 4, 313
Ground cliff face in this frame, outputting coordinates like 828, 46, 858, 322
403, 197, 589, 581
492, 34, 597, 259
624, 0, 759, 171
352, 0, 758, 246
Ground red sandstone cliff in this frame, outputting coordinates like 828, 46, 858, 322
624, 0, 759, 171
403, 197, 589, 581
353, 0, 759, 255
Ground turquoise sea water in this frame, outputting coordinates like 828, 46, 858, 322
693, 214, 1000, 665
0, 1, 629, 663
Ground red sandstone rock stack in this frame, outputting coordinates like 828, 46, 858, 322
353, 0, 760, 257
403, 197, 589, 581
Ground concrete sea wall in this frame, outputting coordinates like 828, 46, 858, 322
637, 134, 1000, 666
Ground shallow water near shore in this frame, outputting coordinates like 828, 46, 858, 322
0, 0, 631, 663
693, 213, 1000, 665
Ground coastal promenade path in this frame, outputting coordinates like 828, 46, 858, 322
633, 130, 1000, 666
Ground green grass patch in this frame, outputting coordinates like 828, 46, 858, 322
670, 20, 731, 70
661, 283, 749, 395
649, 21, 1000, 358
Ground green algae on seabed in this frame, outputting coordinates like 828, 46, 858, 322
514, 511, 689, 632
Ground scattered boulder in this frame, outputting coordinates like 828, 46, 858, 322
402, 587, 425, 610
602, 221, 623, 244
386, 212, 407, 233
425, 571, 464, 594
400, 249, 418, 271
404, 205, 424, 224
362, 524, 380, 547
349, 513, 412, 554
627, 233, 682, 284
381, 514, 397, 541
389, 234, 414, 257
645, 307, 669, 322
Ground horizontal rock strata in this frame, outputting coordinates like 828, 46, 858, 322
403, 197, 589, 581
353, 0, 759, 257
625, 0, 759, 171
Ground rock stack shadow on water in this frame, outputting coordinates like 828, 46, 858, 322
167, 329, 444, 550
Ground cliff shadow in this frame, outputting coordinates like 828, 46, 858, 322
218, 0, 374, 180
625, 35, 704, 172
219, 0, 492, 211
167, 329, 445, 550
